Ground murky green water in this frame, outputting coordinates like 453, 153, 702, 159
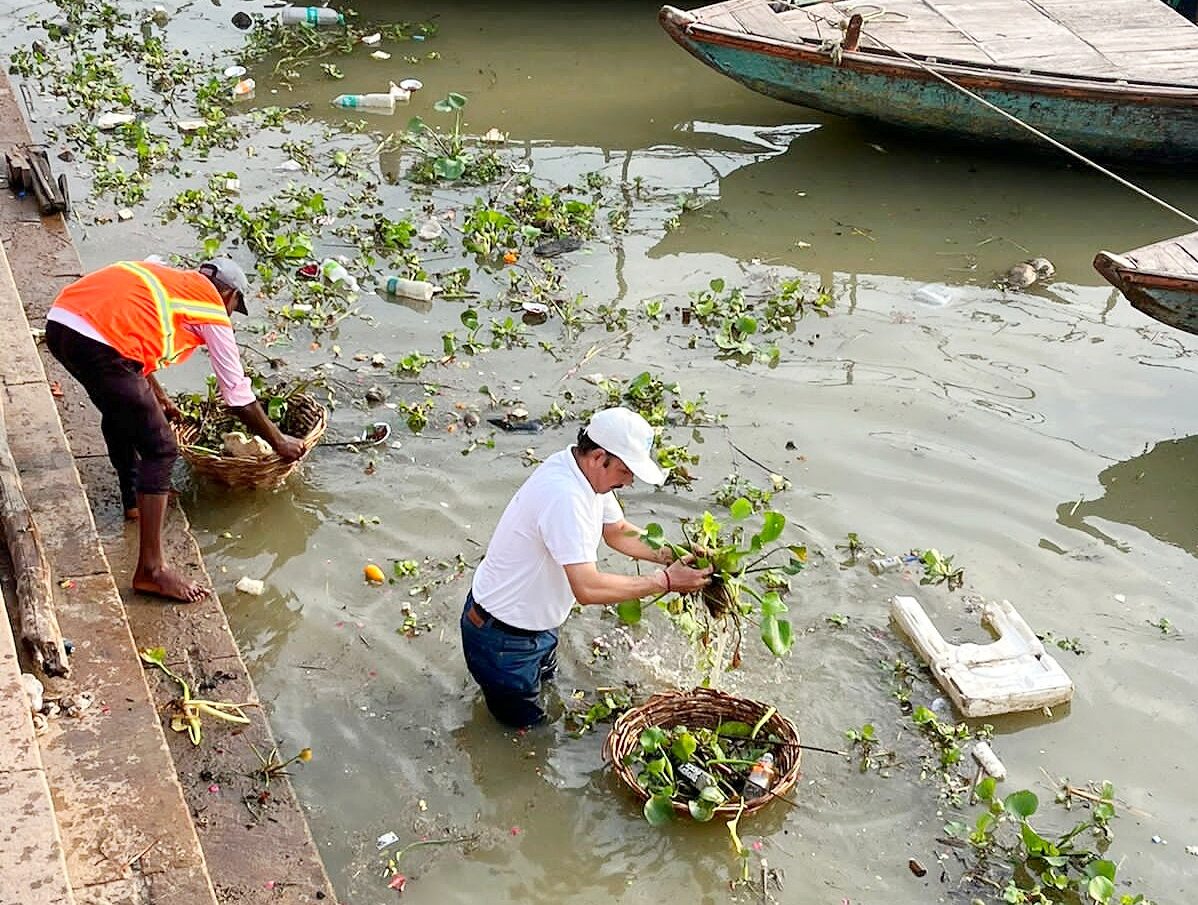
6, 1, 1198, 902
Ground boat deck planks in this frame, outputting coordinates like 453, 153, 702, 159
1124, 233, 1198, 277
693, 0, 1198, 84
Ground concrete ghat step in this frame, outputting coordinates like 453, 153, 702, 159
0, 572, 75, 905
0, 231, 220, 905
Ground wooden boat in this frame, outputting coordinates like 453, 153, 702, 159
659, 0, 1198, 160
1094, 232, 1198, 334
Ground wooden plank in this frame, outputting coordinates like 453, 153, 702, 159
1135, 244, 1198, 276
716, 0, 1198, 87
730, 4, 800, 42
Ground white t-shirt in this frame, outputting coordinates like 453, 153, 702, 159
472, 448, 623, 631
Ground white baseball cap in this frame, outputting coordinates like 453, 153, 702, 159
584, 407, 667, 486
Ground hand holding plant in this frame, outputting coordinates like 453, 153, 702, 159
627, 502, 807, 679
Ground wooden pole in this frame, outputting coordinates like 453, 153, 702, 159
0, 391, 69, 676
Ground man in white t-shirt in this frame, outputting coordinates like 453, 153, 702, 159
461, 407, 712, 727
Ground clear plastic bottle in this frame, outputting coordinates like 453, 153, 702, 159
383, 276, 437, 301
331, 81, 410, 112
279, 6, 345, 26
742, 752, 776, 799
868, 554, 919, 576
320, 258, 360, 293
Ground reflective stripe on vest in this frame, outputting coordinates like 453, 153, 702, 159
114, 261, 231, 368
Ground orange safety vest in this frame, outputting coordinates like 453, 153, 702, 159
52, 261, 233, 375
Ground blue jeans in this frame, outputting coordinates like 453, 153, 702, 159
460, 593, 558, 728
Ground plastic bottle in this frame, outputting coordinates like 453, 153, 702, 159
742, 753, 776, 800
677, 762, 716, 793
868, 554, 919, 576
279, 6, 345, 26
383, 276, 438, 301
331, 81, 410, 112
321, 258, 360, 293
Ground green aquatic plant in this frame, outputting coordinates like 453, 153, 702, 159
625, 505, 805, 680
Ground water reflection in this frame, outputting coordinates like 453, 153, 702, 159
185, 479, 330, 571
1057, 435, 1198, 556
649, 129, 1198, 286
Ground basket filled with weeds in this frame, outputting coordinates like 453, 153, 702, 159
172, 375, 326, 489
602, 686, 801, 823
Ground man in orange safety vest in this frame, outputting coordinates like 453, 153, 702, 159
45, 257, 304, 603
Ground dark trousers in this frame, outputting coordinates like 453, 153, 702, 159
460, 592, 558, 728
45, 321, 177, 509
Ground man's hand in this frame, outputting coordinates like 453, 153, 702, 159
274, 434, 305, 462
658, 556, 713, 594
159, 397, 181, 422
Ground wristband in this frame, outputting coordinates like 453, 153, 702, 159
664, 569, 672, 593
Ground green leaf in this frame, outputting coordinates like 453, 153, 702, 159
976, 776, 997, 802
1020, 821, 1048, 854
761, 615, 793, 656
446, 91, 468, 109
460, 308, 480, 330
615, 600, 642, 626
760, 592, 788, 617
688, 798, 717, 822
671, 732, 698, 763
645, 756, 669, 777
716, 721, 752, 738
639, 727, 668, 754
755, 511, 786, 545
433, 98, 454, 113
1088, 876, 1116, 904
1004, 790, 1039, 819
642, 523, 665, 547
1086, 861, 1118, 882
729, 497, 753, 520
911, 706, 936, 725
644, 793, 675, 826
734, 315, 758, 335
139, 646, 167, 668
699, 785, 726, 804
433, 156, 466, 180
709, 278, 725, 293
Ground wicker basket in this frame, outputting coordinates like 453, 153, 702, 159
602, 686, 801, 819
173, 392, 327, 489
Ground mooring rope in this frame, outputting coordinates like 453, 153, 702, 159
773, 0, 1198, 226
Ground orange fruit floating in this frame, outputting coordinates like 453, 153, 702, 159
364, 563, 386, 584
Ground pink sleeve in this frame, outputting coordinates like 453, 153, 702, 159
190, 325, 256, 407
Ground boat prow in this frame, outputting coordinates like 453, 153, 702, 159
1094, 233, 1198, 335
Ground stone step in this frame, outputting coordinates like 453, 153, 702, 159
0, 229, 220, 905
0, 585, 74, 905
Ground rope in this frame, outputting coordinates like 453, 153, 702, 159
781, 1, 1198, 227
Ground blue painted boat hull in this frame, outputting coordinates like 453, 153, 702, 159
661, 6, 1198, 161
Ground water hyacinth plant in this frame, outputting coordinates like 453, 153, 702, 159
621, 502, 806, 681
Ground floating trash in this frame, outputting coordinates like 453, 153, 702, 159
224, 65, 247, 79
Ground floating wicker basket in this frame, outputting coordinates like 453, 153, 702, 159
602, 686, 802, 819
173, 392, 327, 490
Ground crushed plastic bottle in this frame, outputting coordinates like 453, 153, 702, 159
868, 554, 919, 576
331, 81, 410, 113
279, 6, 345, 26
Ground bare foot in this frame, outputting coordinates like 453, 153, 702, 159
124, 507, 140, 521
132, 565, 209, 603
